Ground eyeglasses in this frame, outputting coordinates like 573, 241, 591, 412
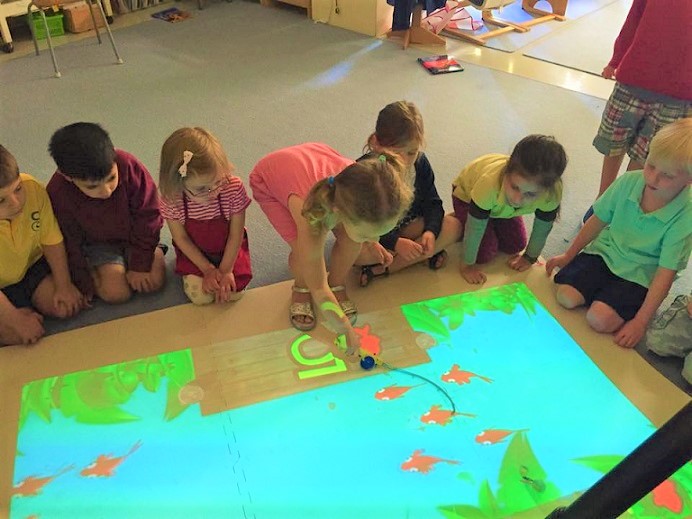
183, 176, 230, 198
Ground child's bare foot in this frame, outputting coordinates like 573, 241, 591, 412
290, 286, 315, 331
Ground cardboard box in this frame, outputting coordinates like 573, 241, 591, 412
63, 2, 107, 33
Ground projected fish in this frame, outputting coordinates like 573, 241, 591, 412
401, 449, 459, 474
441, 364, 493, 385
80, 440, 142, 478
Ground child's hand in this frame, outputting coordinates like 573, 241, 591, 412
545, 254, 571, 276
416, 231, 436, 257
687, 297, 692, 319
13, 309, 45, 345
460, 264, 486, 284
202, 267, 221, 294
344, 328, 362, 358
367, 242, 394, 267
614, 318, 647, 348
53, 282, 84, 317
395, 238, 424, 262
126, 271, 155, 292
601, 65, 616, 79
216, 271, 237, 303
507, 254, 532, 272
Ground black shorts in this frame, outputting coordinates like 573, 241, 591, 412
554, 253, 648, 321
1, 257, 51, 309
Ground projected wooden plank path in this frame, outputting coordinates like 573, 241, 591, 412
193, 306, 432, 415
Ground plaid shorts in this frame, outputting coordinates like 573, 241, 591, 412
593, 82, 691, 164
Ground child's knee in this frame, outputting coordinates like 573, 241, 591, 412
586, 301, 623, 333
96, 269, 132, 304
183, 276, 214, 306
555, 285, 584, 309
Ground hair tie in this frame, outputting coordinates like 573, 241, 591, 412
327, 176, 335, 186
178, 150, 193, 178
378, 154, 387, 163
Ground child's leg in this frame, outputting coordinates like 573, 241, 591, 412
553, 253, 609, 310
93, 263, 132, 304
493, 216, 527, 256
592, 83, 647, 197
288, 243, 315, 329
182, 275, 215, 305
31, 275, 76, 319
452, 196, 498, 264
586, 275, 648, 335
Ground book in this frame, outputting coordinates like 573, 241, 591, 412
151, 7, 191, 22
417, 55, 464, 75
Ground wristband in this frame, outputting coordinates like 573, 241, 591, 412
522, 253, 538, 264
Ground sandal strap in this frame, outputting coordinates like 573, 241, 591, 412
329, 285, 346, 292
292, 285, 311, 294
290, 301, 315, 318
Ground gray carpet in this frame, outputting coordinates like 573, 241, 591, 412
0, 0, 689, 391
523, 0, 629, 76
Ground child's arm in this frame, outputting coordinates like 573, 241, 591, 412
125, 161, 163, 275
546, 215, 607, 275
41, 242, 85, 317
217, 211, 247, 301
614, 267, 677, 348
607, 0, 645, 74
0, 292, 44, 345
459, 201, 490, 284
288, 197, 360, 355
417, 155, 444, 256
508, 208, 558, 271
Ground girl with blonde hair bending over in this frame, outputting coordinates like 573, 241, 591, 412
356, 100, 462, 286
250, 143, 412, 356
159, 127, 252, 305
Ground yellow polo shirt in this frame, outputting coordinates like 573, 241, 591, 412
0, 174, 63, 288
452, 154, 561, 217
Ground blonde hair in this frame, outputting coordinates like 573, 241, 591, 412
302, 151, 413, 231
365, 100, 425, 153
159, 127, 234, 200
0, 144, 20, 189
647, 118, 692, 177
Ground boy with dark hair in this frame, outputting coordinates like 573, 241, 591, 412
47, 122, 166, 304
0, 145, 84, 346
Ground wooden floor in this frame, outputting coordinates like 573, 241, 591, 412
0, 244, 689, 516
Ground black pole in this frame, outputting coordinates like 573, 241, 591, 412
546, 400, 692, 519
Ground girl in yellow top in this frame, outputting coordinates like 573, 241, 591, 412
452, 135, 567, 284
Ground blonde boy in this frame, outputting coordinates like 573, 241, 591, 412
547, 118, 692, 348
0, 145, 84, 346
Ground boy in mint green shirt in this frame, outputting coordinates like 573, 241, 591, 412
547, 118, 691, 348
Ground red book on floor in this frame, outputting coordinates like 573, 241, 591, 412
418, 55, 464, 75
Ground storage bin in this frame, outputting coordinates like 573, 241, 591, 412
30, 11, 65, 39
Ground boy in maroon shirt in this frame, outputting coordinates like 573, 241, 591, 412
47, 122, 166, 304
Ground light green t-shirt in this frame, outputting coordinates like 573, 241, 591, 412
451, 154, 561, 217
586, 170, 692, 288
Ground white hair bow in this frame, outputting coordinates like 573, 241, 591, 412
178, 150, 193, 177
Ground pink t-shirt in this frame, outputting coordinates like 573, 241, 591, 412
249, 143, 353, 243
160, 176, 251, 222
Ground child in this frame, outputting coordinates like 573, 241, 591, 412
452, 135, 567, 284
249, 142, 412, 355
46, 123, 166, 304
355, 101, 462, 286
586, 0, 691, 220
0, 145, 84, 346
547, 118, 691, 348
158, 128, 252, 305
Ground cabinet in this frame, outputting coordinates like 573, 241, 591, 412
311, 0, 393, 37
260, 0, 311, 18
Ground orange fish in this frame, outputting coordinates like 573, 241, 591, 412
80, 440, 142, 478
401, 449, 459, 474
375, 384, 421, 401
651, 479, 682, 514
12, 465, 74, 498
441, 364, 493, 385
420, 405, 476, 426
353, 324, 382, 357
475, 428, 528, 445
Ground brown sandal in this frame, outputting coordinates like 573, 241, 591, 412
289, 286, 316, 331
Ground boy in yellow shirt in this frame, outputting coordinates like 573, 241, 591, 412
0, 145, 84, 346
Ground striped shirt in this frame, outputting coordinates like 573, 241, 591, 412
160, 176, 251, 222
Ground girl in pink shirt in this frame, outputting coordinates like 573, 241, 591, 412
250, 143, 412, 356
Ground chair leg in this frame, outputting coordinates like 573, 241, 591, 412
26, 6, 39, 56
87, 0, 103, 44
94, 0, 124, 65
39, 9, 61, 77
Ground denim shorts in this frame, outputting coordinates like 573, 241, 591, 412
83, 244, 126, 268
